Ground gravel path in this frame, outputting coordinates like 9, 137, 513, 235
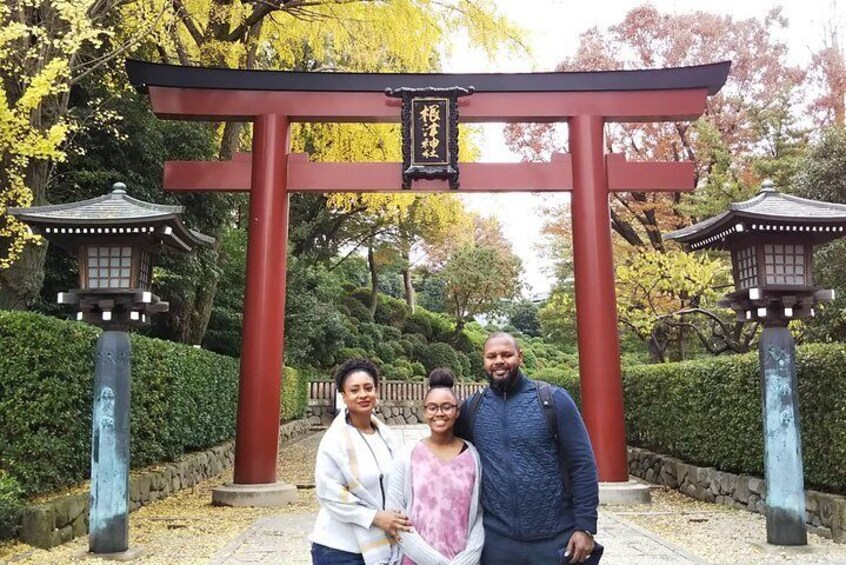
2, 430, 845, 564
0, 434, 323, 564
605, 488, 846, 564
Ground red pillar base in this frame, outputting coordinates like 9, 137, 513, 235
212, 482, 297, 507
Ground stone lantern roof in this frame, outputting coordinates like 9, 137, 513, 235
8, 183, 214, 251
664, 180, 846, 250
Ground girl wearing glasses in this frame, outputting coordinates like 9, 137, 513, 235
387, 368, 484, 565
311, 359, 411, 565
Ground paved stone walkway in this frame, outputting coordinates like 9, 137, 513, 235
211, 425, 705, 564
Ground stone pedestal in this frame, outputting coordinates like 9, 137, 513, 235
599, 479, 652, 505
74, 547, 143, 561
212, 482, 297, 507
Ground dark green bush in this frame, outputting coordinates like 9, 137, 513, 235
402, 311, 433, 340
623, 343, 846, 494
0, 471, 23, 540
334, 346, 368, 365
341, 296, 374, 323
280, 366, 308, 421
374, 295, 411, 328
0, 311, 239, 499
413, 342, 464, 377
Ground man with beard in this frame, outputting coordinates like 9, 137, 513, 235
455, 332, 600, 564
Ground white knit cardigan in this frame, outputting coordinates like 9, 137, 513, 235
314, 411, 398, 565
386, 439, 485, 565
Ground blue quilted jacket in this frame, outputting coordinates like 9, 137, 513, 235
457, 372, 598, 540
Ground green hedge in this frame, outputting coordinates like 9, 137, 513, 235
281, 366, 308, 421
0, 311, 240, 501
623, 343, 846, 494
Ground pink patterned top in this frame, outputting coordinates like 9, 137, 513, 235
402, 442, 477, 565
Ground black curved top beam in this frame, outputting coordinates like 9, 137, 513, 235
126, 59, 731, 95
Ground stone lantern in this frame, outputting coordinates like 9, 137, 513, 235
9, 183, 212, 558
9, 182, 213, 328
666, 180, 846, 546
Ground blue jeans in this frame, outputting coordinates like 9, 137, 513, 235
311, 543, 366, 565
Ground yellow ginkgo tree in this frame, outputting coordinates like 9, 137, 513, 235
0, 0, 152, 307
614, 247, 759, 362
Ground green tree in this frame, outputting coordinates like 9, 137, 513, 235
439, 244, 522, 332
507, 300, 541, 337
793, 126, 846, 342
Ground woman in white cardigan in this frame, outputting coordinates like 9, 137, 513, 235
310, 359, 412, 565
387, 369, 484, 565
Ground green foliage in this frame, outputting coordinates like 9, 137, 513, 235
374, 294, 411, 327
203, 225, 247, 356
538, 289, 578, 348
623, 344, 846, 493
439, 244, 522, 330
532, 367, 580, 404
412, 342, 465, 379
0, 311, 239, 500
280, 367, 309, 422
283, 259, 352, 367
402, 309, 454, 342
342, 296, 375, 324
793, 127, 846, 342
507, 300, 542, 337
0, 471, 23, 540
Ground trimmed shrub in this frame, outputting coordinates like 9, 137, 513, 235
402, 311, 433, 340
280, 366, 308, 421
334, 346, 368, 365
375, 341, 399, 364
413, 342, 463, 377
532, 367, 580, 404
374, 295, 411, 328
0, 472, 23, 540
341, 296, 373, 323
403, 309, 454, 342
623, 343, 846, 494
0, 311, 239, 499
383, 362, 413, 381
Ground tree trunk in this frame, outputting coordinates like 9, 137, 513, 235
188, 245, 222, 344
402, 267, 415, 312
0, 160, 50, 309
368, 245, 379, 317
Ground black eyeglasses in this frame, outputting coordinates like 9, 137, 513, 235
423, 403, 458, 415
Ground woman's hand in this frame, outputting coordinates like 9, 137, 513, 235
373, 510, 412, 542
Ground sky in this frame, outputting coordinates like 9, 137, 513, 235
441, 0, 845, 298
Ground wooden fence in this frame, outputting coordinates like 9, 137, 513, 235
309, 380, 485, 402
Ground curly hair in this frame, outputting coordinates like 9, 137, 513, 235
334, 358, 380, 393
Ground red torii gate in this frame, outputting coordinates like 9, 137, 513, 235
127, 60, 729, 502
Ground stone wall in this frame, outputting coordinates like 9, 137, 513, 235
19, 419, 311, 549
307, 400, 425, 428
628, 446, 846, 543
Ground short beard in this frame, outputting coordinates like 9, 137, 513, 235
485, 366, 520, 393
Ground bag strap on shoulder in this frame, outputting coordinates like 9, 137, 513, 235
534, 380, 559, 443
464, 387, 486, 444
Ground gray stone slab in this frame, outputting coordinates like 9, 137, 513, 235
210, 425, 706, 565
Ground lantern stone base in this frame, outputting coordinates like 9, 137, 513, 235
212, 482, 297, 507
598, 479, 652, 505
73, 547, 143, 561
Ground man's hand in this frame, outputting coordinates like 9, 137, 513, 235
372, 510, 412, 542
564, 530, 595, 563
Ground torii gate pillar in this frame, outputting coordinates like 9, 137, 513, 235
126, 59, 730, 503
570, 115, 629, 480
